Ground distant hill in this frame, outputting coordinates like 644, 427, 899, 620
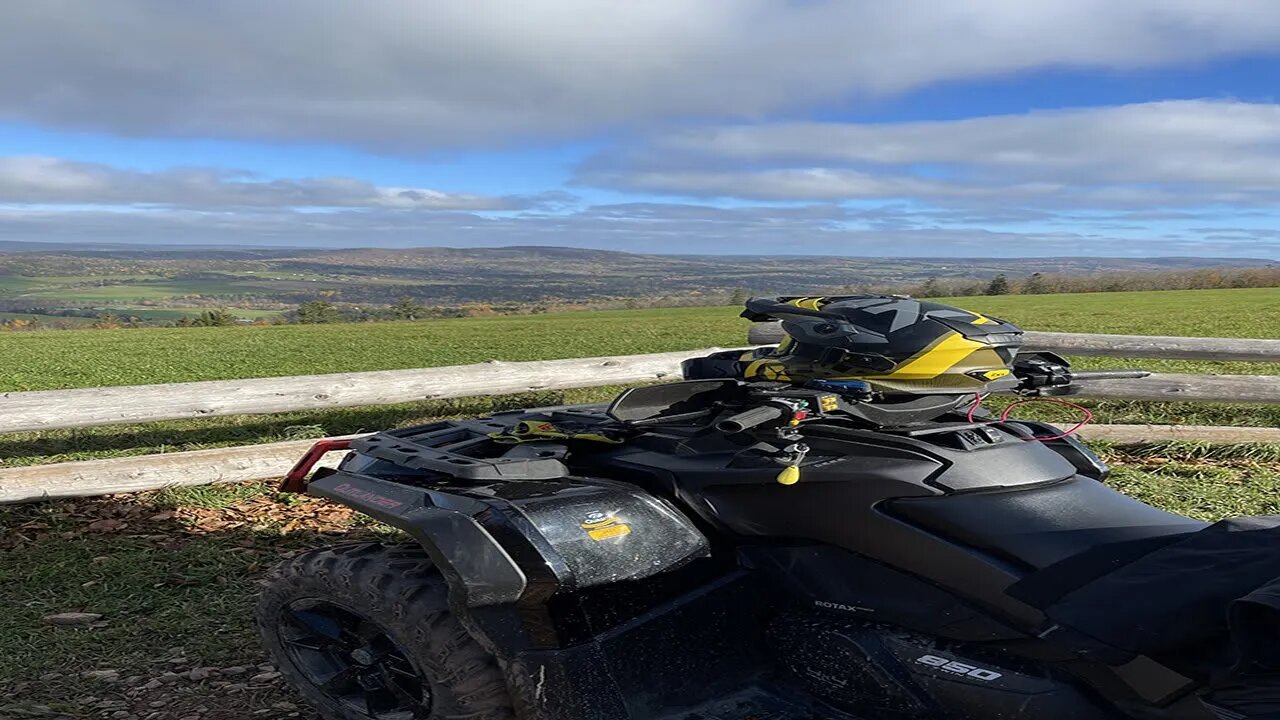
0, 242, 1273, 307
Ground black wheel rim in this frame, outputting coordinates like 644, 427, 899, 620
280, 600, 430, 719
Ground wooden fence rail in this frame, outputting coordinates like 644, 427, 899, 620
2, 328, 1278, 503
2, 331, 1278, 435
0, 349, 722, 434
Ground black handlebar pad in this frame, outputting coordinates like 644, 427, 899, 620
716, 404, 787, 433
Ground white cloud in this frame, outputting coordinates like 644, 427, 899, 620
580, 101, 1280, 206
4, 3, 1280, 150
2, 202, 1276, 259
0, 156, 526, 210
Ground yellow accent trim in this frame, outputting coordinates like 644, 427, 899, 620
866, 332, 985, 380
788, 297, 823, 311
744, 359, 791, 382
971, 315, 992, 325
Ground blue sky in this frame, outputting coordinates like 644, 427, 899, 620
3, 2, 1280, 258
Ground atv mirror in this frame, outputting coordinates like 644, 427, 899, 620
607, 380, 741, 425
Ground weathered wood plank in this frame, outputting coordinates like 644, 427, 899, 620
0, 435, 363, 504
1074, 424, 1280, 444
1, 334, 1276, 437
1067, 373, 1280, 404
0, 349, 727, 434
4, 424, 1277, 503
745, 322, 1280, 361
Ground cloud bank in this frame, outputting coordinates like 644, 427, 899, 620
581, 101, 1280, 207
0, 156, 530, 210
4, 2, 1280, 150
3, 3, 1280, 257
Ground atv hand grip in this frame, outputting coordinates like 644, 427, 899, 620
716, 405, 787, 433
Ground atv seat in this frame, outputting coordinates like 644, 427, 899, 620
889, 475, 1206, 572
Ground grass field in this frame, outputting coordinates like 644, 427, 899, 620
0, 287, 1276, 392
0, 306, 753, 391
23, 280, 258, 303
2, 287, 1279, 718
0, 287, 1276, 468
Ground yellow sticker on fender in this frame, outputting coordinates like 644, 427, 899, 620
587, 524, 631, 541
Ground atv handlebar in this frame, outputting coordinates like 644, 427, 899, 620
1068, 370, 1151, 381
716, 404, 787, 433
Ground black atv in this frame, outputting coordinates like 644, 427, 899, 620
258, 346, 1280, 719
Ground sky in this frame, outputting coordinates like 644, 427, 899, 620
3, 2, 1280, 258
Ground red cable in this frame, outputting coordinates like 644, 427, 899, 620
965, 393, 987, 423
965, 392, 1093, 441
999, 397, 1094, 441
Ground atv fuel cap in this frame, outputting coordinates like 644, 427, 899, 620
776, 465, 801, 485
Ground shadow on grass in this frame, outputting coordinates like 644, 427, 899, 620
0, 484, 407, 720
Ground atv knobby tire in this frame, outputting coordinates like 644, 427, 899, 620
257, 542, 515, 720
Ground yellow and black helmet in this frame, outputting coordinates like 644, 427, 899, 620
690, 295, 1023, 395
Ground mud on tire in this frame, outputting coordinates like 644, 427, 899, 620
257, 542, 515, 720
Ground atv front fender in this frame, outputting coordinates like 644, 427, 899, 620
305, 468, 710, 609
307, 471, 530, 606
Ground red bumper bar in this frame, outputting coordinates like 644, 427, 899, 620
279, 438, 354, 493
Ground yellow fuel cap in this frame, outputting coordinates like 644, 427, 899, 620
776, 465, 801, 485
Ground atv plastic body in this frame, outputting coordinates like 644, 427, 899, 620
280, 378, 1262, 720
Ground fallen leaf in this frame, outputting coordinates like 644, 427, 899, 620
86, 519, 127, 533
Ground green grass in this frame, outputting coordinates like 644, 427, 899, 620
936, 287, 1280, 338
0, 275, 56, 291
0, 306, 752, 391
0, 274, 165, 295
0, 488, 381, 717
0, 287, 1275, 467
24, 280, 258, 302
1, 288, 1277, 392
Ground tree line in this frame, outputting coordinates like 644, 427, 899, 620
1, 264, 1275, 331
904, 265, 1280, 298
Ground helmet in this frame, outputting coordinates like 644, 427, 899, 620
690, 295, 1023, 395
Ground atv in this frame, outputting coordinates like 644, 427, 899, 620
258, 296, 1280, 720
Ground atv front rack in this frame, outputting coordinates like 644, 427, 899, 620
350, 407, 616, 482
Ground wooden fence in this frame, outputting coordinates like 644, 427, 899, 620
1, 330, 1277, 503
